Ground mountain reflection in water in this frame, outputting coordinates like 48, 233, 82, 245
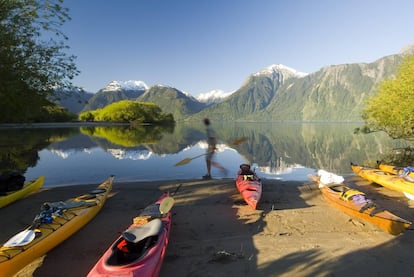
0, 122, 410, 187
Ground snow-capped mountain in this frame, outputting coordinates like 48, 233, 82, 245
102, 80, 148, 92
81, 80, 147, 112
196, 89, 233, 105
254, 64, 308, 79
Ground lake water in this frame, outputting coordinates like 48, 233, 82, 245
0, 122, 411, 187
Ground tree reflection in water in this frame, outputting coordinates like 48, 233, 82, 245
0, 122, 411, 187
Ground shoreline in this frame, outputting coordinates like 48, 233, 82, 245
0, 122, 131, 129
1, 177, 414, 276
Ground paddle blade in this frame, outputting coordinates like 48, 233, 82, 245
159, 197, 175, 214
174, 158, 192, 166
231, 137, 248, 145
3, 230, 36, 247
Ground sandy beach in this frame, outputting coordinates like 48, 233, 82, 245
2, 175, 414, 277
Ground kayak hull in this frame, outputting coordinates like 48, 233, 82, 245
87, 192, 172, 277
309, 174, 411, 235
351, 163, 414, 197
0, 176, 113, 277
0, 176, 45, 208
235, 175, 262, 210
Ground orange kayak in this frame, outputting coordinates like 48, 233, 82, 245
309, 173, 411, 235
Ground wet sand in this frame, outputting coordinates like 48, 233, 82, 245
2, 176, 414, 277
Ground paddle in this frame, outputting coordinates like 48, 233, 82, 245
159, 196, 174, 214
174, 153, 207, 166
3, 229, 36, 247
174, 137, 249, 166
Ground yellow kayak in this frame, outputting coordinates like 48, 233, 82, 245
0, 176, 45, 208
351, 163, 414, 199
0, 175, 114, 277
377, 162, 414, 178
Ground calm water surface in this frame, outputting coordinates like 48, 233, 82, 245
0, 122, 410, 187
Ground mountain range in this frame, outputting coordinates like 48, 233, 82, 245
54, 43, 414, 121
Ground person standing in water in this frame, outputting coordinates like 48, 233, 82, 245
203, 118, 227, 179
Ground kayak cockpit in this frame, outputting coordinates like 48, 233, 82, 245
105, 219, 162, 266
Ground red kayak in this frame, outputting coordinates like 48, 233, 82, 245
87, 192, 174, 277
235, 164, 262, 209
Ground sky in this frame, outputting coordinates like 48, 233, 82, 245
61, 0, 414, 96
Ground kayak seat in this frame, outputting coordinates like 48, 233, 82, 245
139, 204, 162, 218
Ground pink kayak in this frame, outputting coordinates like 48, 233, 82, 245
87, 192, 174, 277
235, 164, 262, 210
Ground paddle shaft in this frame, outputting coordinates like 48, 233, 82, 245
174, 153, 207, 166
174, 136, 248, 166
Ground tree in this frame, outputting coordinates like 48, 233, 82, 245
78, 100, 175, 124
0, 0, 79, 122
361, 54, 414, 139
